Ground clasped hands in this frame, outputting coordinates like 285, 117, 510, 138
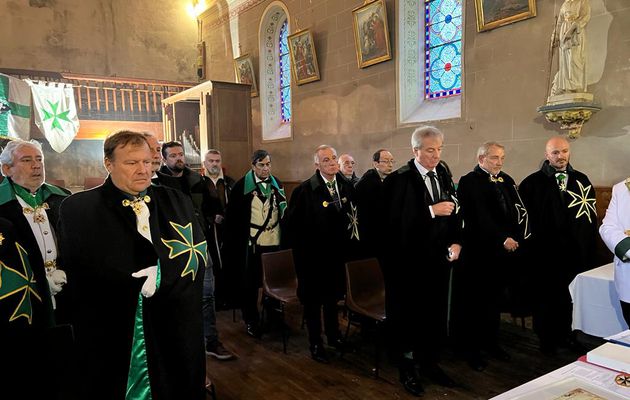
132, 265, 158, 298
432, 201, 455, 216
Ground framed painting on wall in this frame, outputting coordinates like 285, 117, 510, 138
287, 29, 321, 85
234, 54, 258, 97
352, 0, 392, 69
474, 0, 536, 32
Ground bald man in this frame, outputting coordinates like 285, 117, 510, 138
519, 136, 598, 355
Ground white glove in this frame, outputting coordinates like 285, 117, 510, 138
46, 269, 67, 295
131, 266, 158, 298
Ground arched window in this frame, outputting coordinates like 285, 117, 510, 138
259, 2, 292, 141
279, 19, 291, 123
398, 0, 463, 123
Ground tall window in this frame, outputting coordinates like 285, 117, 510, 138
424, 0, 462, 99
279, 20, 291, 123
259, 2, 291, 141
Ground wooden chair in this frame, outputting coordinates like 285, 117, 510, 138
83, 176, 105, 190
260, 249, 299, 353
343, 258, 387, 377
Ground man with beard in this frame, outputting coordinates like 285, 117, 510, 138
285, 145, 361, 363
453, 142, 530, 371
58, 131, 207, 399
202, 149, 236, 310
224, 150, 286, 339
382, 126, 461, 396
355, 148, 395, 258
519, 136, 597, 355
154, 142, 234, 360
0, 139, 71, 399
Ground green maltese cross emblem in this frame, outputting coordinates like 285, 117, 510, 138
42, 100, 72, 131
0, 242, 42, 324
161, 222, 208, 281
567, 180, 597, 223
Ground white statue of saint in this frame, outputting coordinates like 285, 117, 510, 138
549, 0, 591, 97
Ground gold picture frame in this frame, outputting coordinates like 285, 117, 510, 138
474, 0, 536, 32
287, 29, 321, 86
352, 0, 392, 69
234, 54, 258, 97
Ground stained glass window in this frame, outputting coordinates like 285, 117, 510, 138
424, 0, 462, 99
279, 19, 291, 123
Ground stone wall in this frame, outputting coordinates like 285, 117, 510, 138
1, 0, 198, 187
200, 0, 630, 186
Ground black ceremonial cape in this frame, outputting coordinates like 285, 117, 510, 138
285, 171, 361, 304
57, 177, 206, 400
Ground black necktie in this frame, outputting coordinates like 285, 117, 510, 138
326, 181, 341, 210
426, 171, 440, 202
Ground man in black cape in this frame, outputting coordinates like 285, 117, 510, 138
519, 136, 597, 355
58, 131, 207, 399
381, 126, 461, 396
285, 145, 361, 363
223, 149, 286, 338
452, 141, 530, 371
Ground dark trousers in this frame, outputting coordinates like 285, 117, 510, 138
304, 300, 341, 346
621, 301, 630, 328
242, 244, 279, 324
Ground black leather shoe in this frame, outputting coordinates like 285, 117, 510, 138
422, 364, 457, 388
310, 344, 330, 363
328, 337, 346, 351
399, 365, 425, 397
245, 323, 262, 339
467, 354, 487, 372
486, 345, 511, 362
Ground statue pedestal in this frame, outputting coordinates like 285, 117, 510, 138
537, 93, 601, 139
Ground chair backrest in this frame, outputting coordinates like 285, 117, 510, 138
83, 176, 106, 190
261, 249, 298, 297
345, 258, 385, 313
47, 179, 66, 188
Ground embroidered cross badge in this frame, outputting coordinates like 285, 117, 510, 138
0, 242, 42, 324
161, 222, 208, 281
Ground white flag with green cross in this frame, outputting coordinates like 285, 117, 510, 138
0, 73, 32, 139
28, 81, 80, 153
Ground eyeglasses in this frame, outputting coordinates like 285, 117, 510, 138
378, 160, 395, 165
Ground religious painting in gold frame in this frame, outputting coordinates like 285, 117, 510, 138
352, 0, 392, 69
474, 0, 536, 32
287, 29, 321, 85
234, 54, 258, 97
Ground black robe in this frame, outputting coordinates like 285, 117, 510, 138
354, 168, 385, 258
0, 180, 71, 400
285, 171, 361, 303
57, 177, 206, 400
452, 166, 530, 350
381, 160, 461, 360
223, 172, 286, 303
519, 161, 598, 344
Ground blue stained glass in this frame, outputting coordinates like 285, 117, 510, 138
429, 0, 462, 24
281, 87, 291, 122
428, 16, 461, 47
279, 19, 291, 122
424, 0, 462, 99
280, 54, 290, 87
